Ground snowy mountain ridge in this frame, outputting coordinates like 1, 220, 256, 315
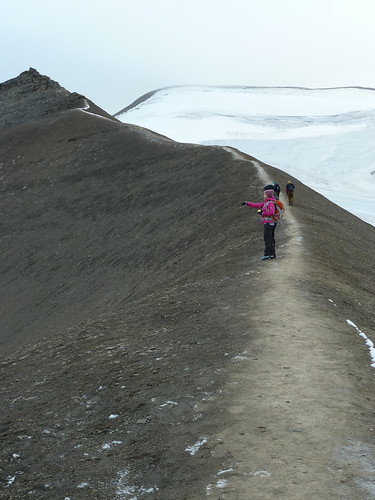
116, 86, 375, 226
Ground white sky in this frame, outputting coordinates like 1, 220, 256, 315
1, 0, 375, 114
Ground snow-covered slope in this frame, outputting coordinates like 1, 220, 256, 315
116, 86, 375, 227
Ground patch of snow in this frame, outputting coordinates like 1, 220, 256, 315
77, 482, 89, 488
347, 320, 375, 367
116, 468, 158, 498
232, 351, 249, 361
160, 401, 178, 408
252, 470, 272, 477
6, 476, 16, 487
216, 478, 228, 488
185, 437, 208, 455
216, 468, 233, 475
102, 440, 123, 450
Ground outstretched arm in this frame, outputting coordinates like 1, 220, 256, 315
242, 201, 264, 208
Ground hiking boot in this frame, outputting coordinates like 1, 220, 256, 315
260, 256, 271, 260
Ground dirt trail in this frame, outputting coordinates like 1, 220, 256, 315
208, 156, 375, 499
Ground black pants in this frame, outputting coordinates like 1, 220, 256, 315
263, 223, 276, 257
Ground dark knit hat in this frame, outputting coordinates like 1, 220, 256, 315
264, 184, 274, 191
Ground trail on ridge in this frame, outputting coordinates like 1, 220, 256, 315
208, 151, 375, 499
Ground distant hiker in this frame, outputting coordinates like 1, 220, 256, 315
286, 180, 295, 206
273, 181, 281, 199
241, 187, 277, 260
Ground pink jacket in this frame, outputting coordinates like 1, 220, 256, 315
245, 197, 276, 224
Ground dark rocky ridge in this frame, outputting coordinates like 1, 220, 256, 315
0, 68, 115, 131
1, 70, 375, 499
0, 71, 261, 355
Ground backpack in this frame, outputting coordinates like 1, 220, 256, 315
287, 183, 295, 192
272, 200, 284, 223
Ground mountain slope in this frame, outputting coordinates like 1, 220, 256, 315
0, 70, 264, 355
116, 85, 375, 227
1, 71, 375, 499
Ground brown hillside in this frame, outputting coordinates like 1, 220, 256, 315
1, 70, 375, 499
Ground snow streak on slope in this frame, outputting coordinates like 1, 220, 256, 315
117, 86, 375, 227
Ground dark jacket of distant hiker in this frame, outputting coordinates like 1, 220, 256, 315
273, 182, 281, 199
286, 181, 295, 206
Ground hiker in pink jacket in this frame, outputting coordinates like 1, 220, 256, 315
241, 187, 276, 260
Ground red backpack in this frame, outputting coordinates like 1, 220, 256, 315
272, 200, 284, 223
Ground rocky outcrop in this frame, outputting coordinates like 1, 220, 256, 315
0, 68, 114, 130
1, 67, 64, 92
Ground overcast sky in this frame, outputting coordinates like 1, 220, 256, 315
2, 0, 375, 114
